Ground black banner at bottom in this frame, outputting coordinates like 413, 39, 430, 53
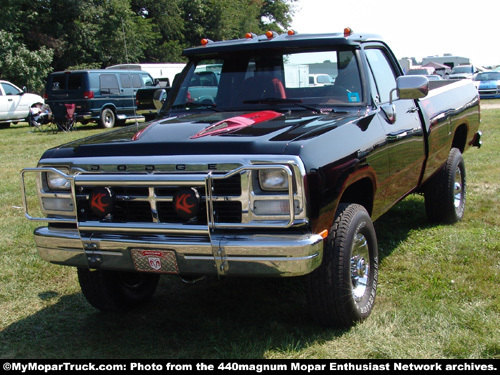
1, 359, 498, 374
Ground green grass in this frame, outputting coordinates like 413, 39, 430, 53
1, 103, 499, 359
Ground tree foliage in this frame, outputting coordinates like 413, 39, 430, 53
0, 0, 296, 92
0, 31, 54, 92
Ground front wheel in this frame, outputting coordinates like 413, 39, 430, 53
77, 269, 160, 312
424, 148, 466, 224
306, 203, 378, 328
99, 108, 116, 128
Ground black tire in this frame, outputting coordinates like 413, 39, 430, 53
99, 108, 116, 128
306, 203, 378, 328
77, 268, 160, 312
424, 148, 466, 224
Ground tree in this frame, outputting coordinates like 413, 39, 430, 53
131, 0, 186, 63
0, 31, 53, 93
179, 0, 297, 48
0, 0, 297, 76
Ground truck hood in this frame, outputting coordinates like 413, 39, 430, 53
41, 109, 365, 159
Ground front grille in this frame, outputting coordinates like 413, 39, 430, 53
479, 89, 499, 95
75, 173, 242, 226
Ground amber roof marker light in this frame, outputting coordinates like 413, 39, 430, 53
265, 30, 278, 39
344, 27, 353, 37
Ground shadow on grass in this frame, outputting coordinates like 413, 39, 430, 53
0, 197, 431, 359
374, 194, 432, 260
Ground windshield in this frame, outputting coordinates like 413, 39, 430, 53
474, 72, 500, 81
169, 49, 362, 112
451, 66, 472, 74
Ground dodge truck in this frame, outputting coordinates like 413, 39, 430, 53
21, 28, 481, 328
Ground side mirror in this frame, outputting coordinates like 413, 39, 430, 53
392, 75, 429, 103
153, 88, 167, 110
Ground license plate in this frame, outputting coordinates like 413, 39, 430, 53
131, 249, 179, 274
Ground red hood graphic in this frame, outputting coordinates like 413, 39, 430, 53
190, 110, 282, 139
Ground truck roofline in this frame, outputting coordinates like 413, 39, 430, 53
183, 30, 384, 56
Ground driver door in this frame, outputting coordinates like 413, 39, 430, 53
365, 47, 426, 208
0, 82, 23, 120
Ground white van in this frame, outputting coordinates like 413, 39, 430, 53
106, 63, 185, 87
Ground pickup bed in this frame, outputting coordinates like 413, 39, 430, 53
21, 28, 481, 327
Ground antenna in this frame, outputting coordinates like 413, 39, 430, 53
120, 8, 149, 130
121, 18, 129, 64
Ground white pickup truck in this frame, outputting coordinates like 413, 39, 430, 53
0, 80, 44, 127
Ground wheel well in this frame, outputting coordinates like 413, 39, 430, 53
102, 105, 116, 113
339, 178, 374, 216
452, 124, 467, 153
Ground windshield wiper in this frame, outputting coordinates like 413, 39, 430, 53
242, 97, 323, 113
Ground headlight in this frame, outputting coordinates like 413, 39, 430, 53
258, 169, 289, 191
46, 169, 71, 190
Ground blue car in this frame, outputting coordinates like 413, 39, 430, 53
474, 71, 500, 99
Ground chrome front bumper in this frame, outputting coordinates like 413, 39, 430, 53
34, 226, 323, 277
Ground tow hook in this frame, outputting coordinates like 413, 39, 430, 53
84, 242, 103, 268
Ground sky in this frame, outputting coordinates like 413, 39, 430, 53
290, 0, 500, 68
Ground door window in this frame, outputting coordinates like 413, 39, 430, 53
51, 75, 66, 91
140, 74, 154, 87
365, 49, 397, 104
120, 74, 132, 88
1, 82, 22, 95
67, 74, 83, 90
100, 74, 120, 94
131, 75, 142, 88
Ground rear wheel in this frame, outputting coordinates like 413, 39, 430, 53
99, 108, 116, 128
306, 203, 378, 328
424, 148, 466, 224
77, 269, 160, 312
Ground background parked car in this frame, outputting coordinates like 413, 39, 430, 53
473, 71, 500, 99
426, 75, 442, 81
45, 69, 156, 128
406, 67, 435, 76
449, 65, 476, 80
0, 80, 44, 128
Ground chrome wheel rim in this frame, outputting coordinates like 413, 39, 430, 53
454, 168, 464, 211
351, 232, 370, 302
104, 113, 113, 127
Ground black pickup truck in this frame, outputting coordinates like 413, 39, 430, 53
21, 28, 481, 327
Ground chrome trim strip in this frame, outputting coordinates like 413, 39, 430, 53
78, 222, 208, 235
74, 173, 207, 187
